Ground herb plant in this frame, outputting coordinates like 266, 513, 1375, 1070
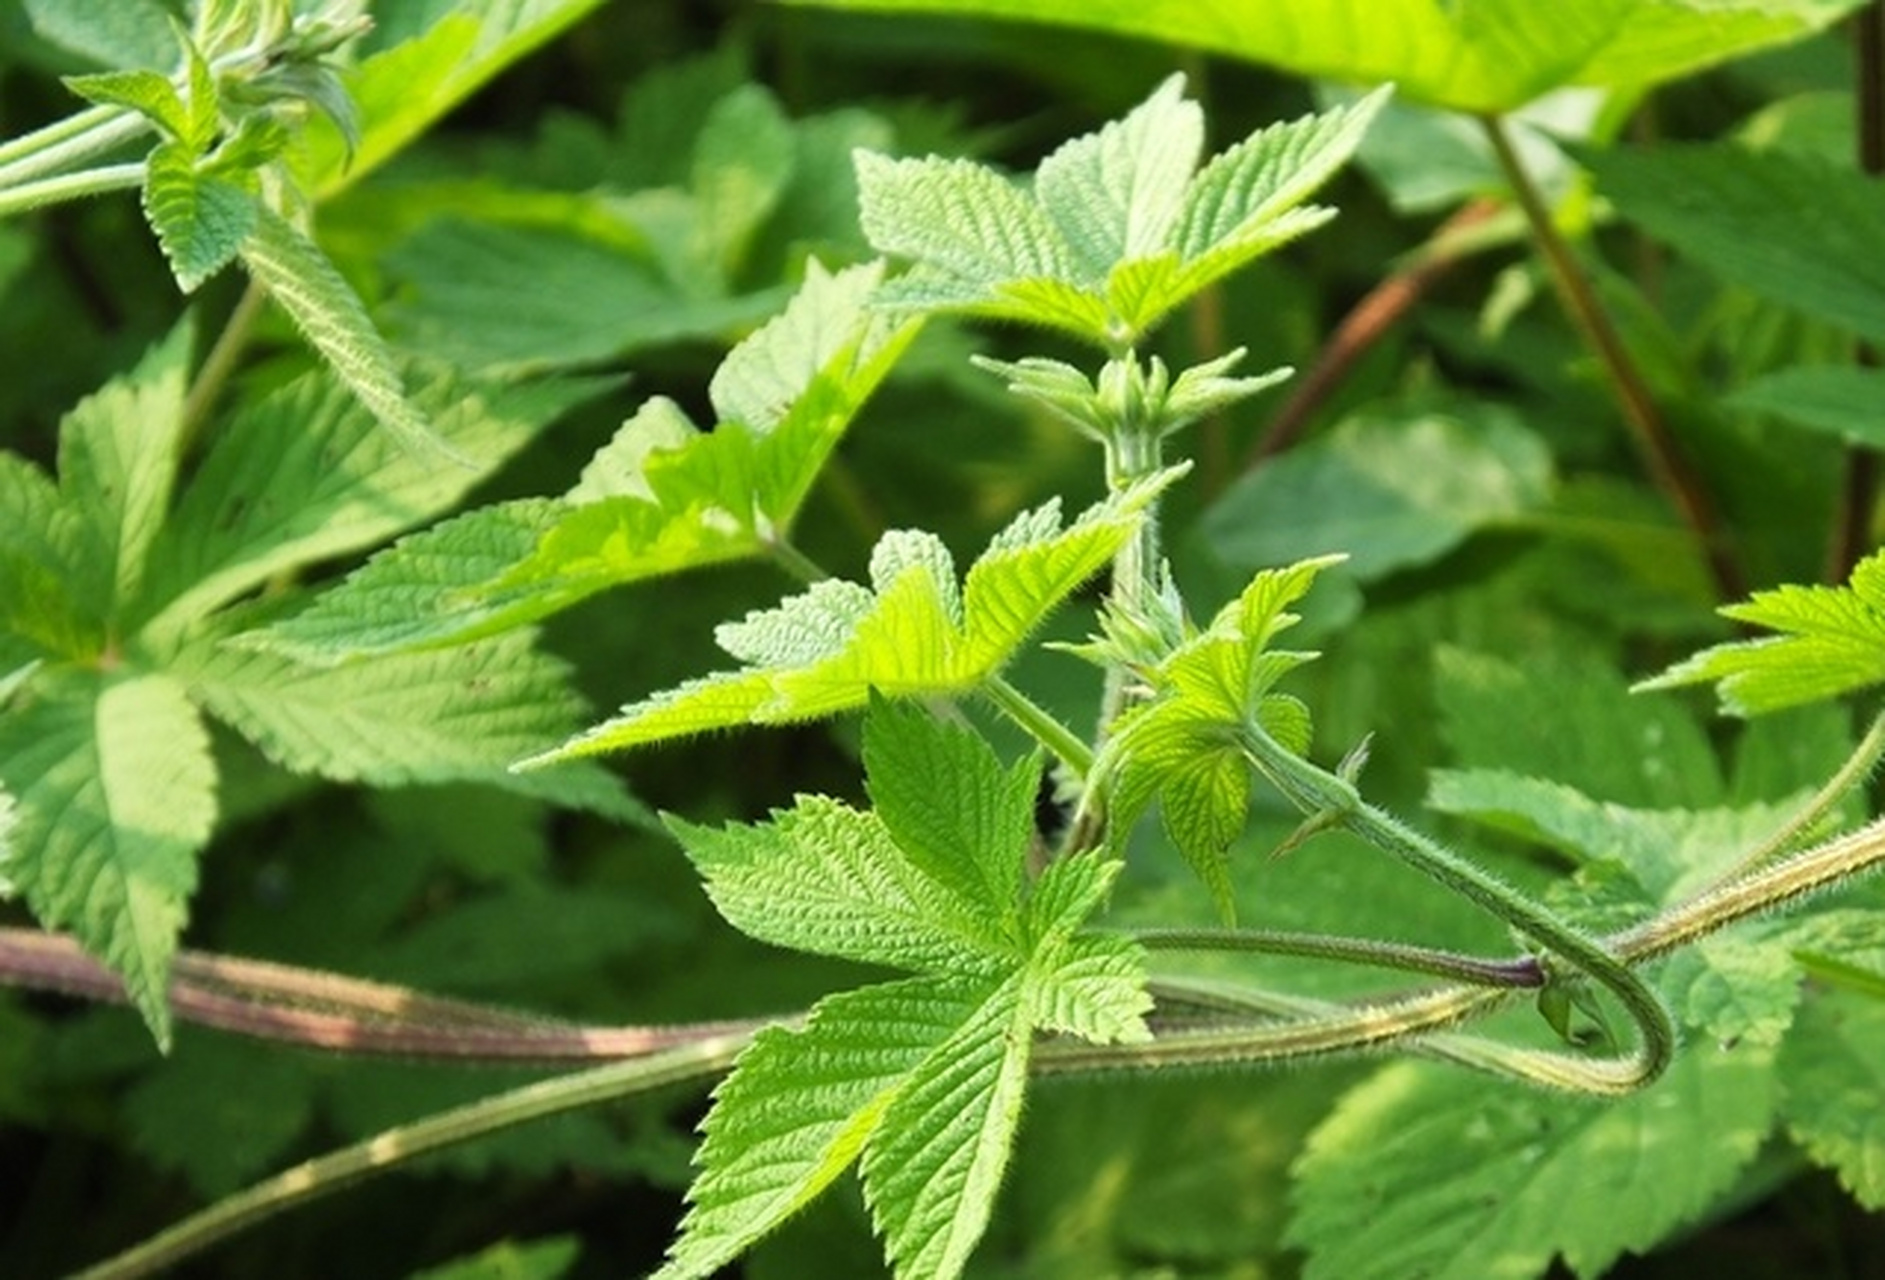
3, 3, 1885, 1279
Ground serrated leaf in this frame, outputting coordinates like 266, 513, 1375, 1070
1637, 548, 1885, 714
862, 696, 1037, 913
0, 671, 215, 1047
253, 262, 914, 662
656, 977, 975, 1280
238, 206, 462, 466
786, 0, 1858, 115
57, 318, 193, 631
171, 629, 640, 822
857, 81, 1384, 347
1591, 143, 1885, 347
666, 797, 1011, 975
143, 143, 256, 292
63, 67, 189, 136
526, 473, 1171, 763
863, 973, 1031, 1280
1779, 988, 1885, 1209
1288, 1042, 1779, 1280
1093, 556, 1339, 917
138, 372, 599, 643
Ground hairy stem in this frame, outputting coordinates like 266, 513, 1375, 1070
0, 107, 150, 189
71, 1033, 752, 1280
1479, 112, 1743, 601
1726, 707, 1885, 876
981, 673, 1095, 777
1239, 721, 1677, 1088
0, 162, 145, 218
1132, 925, 1544, 988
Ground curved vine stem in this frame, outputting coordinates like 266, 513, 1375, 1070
1725, 707, 1885, 876
1131, 925, 1543, 989
71, 1032, 755, 1280
1238, 721, 1678, 1089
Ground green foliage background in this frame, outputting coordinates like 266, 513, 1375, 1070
3, 1, 1885, 1277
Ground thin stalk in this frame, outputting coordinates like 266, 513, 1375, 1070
1479, 112, 1743, 601
1132, 925, 1543, 989
0, 107, 149, 188
1239, 721, 1676, 1088
71, 1033, 754, 1280
1829, 0, 1885, 580
766, 535, 828, 586
1725, 707, 1885, 876
178, 281, 269, 454
0, 162, 145, 218
982, 673, 1095, 778
1609, 812, 1885, 963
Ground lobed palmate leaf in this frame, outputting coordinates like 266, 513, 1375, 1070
1636, 549, 1885, 714
256, 260, 916, 663
519, 467, 1179, 766
857, 76, 1388, 349
656, 702, 1149, 1280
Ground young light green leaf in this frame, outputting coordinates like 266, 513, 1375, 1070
0, 671, 216, 1048
1090, 556, 1339, 918
137, 371, 601, 643
63, 68, 189, 137
171, 629, 642, 822
859, 80, 1386, 348
786, 0, 1858, 115
1779, 988, 1885, 1209
143, 142, 257, 292
57, 318, 193, 628
522, 470, 1174, 764
1636, 549, 1885, 714
1288, 1043, 1779, 1280
252, 262, 914, 662
238, 206, 463, 466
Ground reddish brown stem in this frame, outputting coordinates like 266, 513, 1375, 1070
1244, 197, 1501, 466
0, 927, 764, 1065
1830, 0, 1885, 582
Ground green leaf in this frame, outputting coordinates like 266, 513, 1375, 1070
655, 977, 975, 1280
171, 629, 641, 821
238, 206, 462, 466
0, 455, 94, 660
861, 696, 1038, 913
57, 318, 193, 632
858, 79, 1385, 347
1288, 1042, 1780, 1280
142, 142, 257, 293
63, 67, 189, 136
0, 671, 216, 1047
692, 84, 797, 278
1092, 556, 1339, 917
412, 1237, 582, 1280
1590, 143, 1885, 346
308, 2, 610, 198
658, 703, 1146, 1278
138, 371, 600, 642
524, 471, 1172, 763
1202, 400, 1553, 582
786, 0, 1858, 114
862, 973, 1032, 1280
1728, 366, 1885, 449
30, 0, 179, 71
1636, 548, 1885, 714
666, 796, 1012, 975
253, 261, 914, 662
1779, 988, 1885, 1209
